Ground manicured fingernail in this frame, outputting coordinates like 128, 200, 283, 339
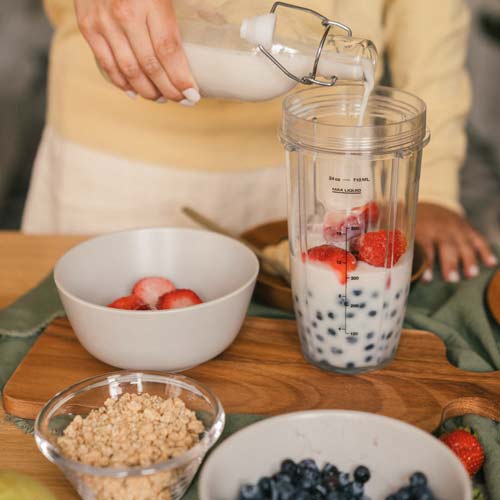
447, 271, 460, 283
468, 265, 479, 277
183, 87, 200, 103
180, 98, 196, 107
422, 269, 433, 282
487, 255, 498, 266
125, 90, 137, 100
156, 96, 167, 104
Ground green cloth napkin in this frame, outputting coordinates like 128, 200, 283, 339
0, 273, 64, 338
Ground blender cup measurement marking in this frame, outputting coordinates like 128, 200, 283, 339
331, 175, 369, 339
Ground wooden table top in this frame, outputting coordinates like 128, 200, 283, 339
0, 231, 85, 499
0, 231, 495, 499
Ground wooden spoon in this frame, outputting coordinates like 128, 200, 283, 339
182, 207, 291, 286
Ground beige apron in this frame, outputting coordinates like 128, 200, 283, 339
21, 127, 287, 234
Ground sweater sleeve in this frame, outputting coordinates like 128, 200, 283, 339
385, 0, 471, 213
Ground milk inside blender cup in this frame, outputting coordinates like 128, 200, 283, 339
282, 85, 430, 374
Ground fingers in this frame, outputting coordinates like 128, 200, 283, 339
75, 0, 200, 103
147, 2, 200, 104
467, 227, 498, 268
455, 233, 479, 279
437, 239, 460, 283
98, 9, 161, 101
119, 12, 183, 101
420, 238, 435, 283
89, 34, 131, 91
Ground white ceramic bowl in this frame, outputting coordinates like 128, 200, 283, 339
54, 228, 259, 371
198, 410, 472, 500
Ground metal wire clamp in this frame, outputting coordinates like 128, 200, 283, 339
257, 2, 353, 87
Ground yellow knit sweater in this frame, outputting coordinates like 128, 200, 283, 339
43, 0, 470, 212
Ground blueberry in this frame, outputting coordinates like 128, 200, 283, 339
322, 463, 339, 478
275, 481, 295, 500
297, 475, 316, 490
344, 481, 364, 497
396, 291, 401, 299
368, 310, 377, 317
294, 492, 312, 500
298, 458, 318, 470
364, 344, 375, 351
337, 472, 350, 488
273, 472, 292, 483
354, 465, 371, 484
359, 302, 366, 309
281, 459, 297, 476
239, 484, 261, 500
391, 310, 397, 318
316, 347, 323, 354
327, 328, 337, 336
365, 356, 373, 363
347, 336, 358, 344
353, 289, 363, 296
415, 488, 435, 500
314, 484, 328, 496
367, 332, 375, 339
312, 321, 318, 328
316, 311, 323, 321
331, 347, 343, 354
257, 477, 272, 495
327, 312, 335, 319
346, 312, 355, 319
409, 472, 428, 487
395, 487, 412, 500
326, 493, 340, 500
316, 334, 325, 342
346, 362, 356, 369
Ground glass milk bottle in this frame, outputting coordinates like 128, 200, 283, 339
281, 84, 430, 374
172, 0, 377, 101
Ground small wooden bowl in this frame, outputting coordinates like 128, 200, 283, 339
487, 269, 500, 326
242, 220, 428, 313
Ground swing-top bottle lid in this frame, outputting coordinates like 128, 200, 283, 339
240, 13, 277, 50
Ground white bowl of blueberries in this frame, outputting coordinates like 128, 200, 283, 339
198, 410, 472, 500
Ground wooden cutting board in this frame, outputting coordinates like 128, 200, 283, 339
3, 317, 500, 433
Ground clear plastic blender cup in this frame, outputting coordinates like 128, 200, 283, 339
281, 84, 430, 374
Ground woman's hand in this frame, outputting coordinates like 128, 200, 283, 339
415, 202, 497, 282
74, 0, 200, 105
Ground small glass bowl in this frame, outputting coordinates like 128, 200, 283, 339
34, 371, 225, 500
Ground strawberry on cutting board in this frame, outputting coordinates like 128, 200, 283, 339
440, 429, 485, 477
304, 245, 357, 285
157, 289, 203, 310
132, 277, 176, 308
